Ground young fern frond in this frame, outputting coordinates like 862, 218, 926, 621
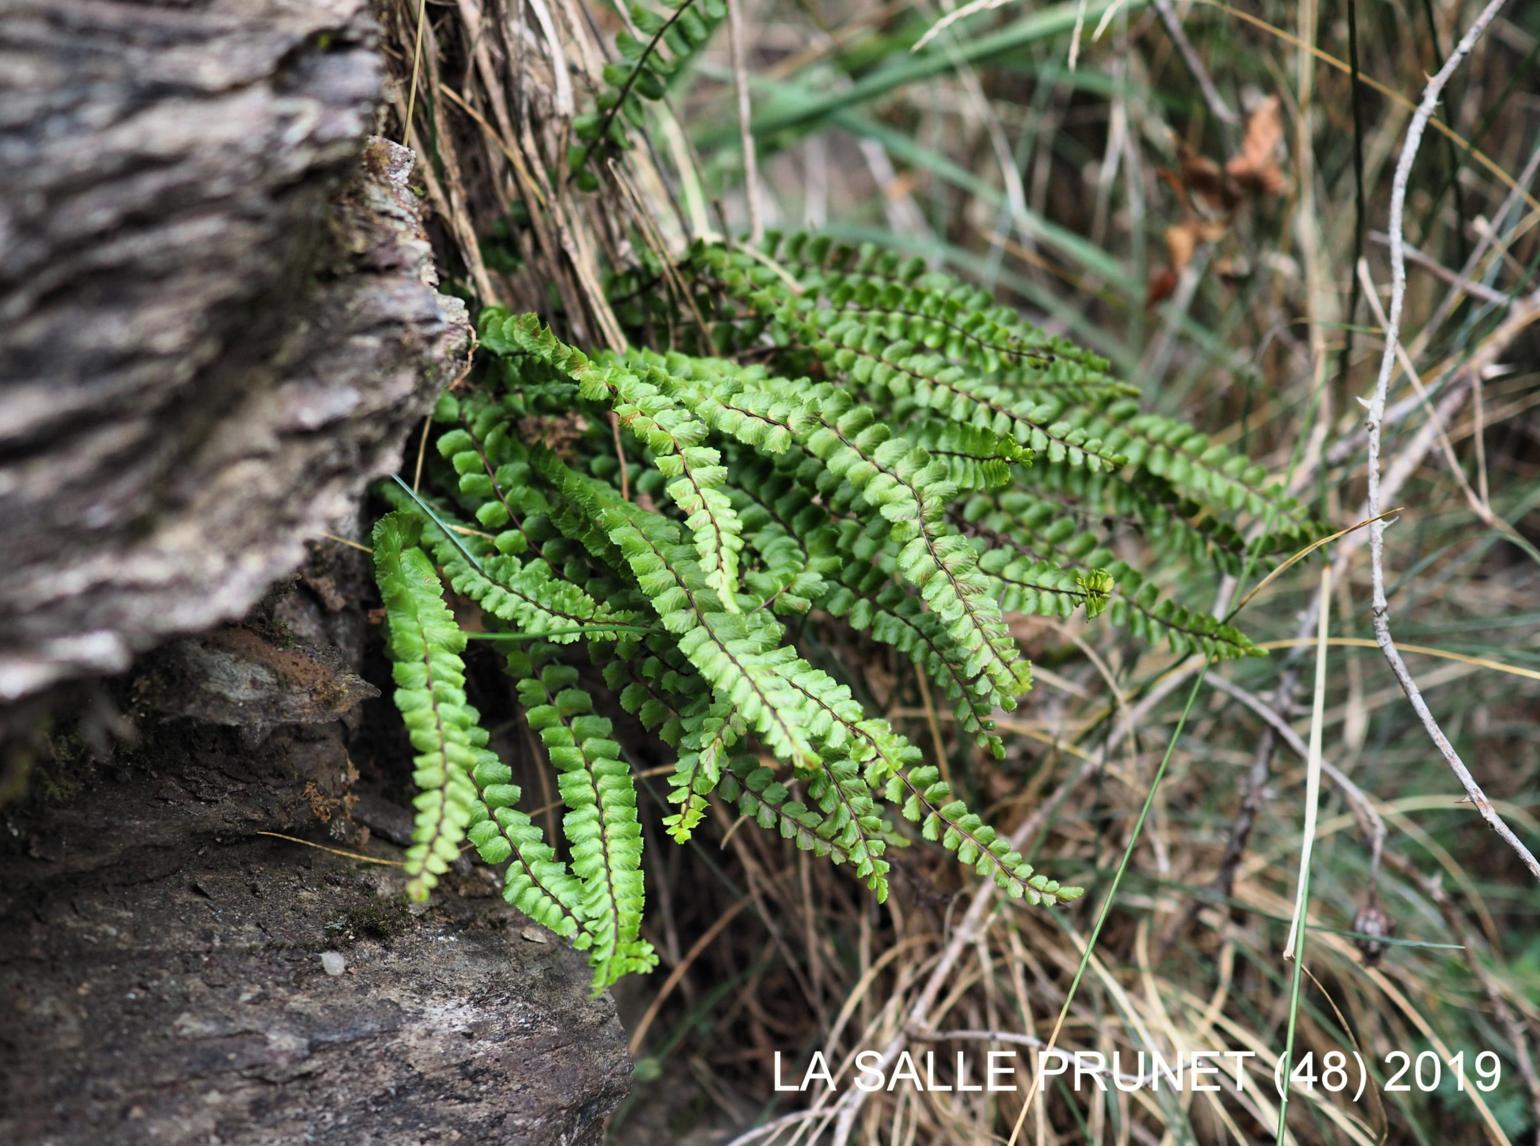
373, 514, 484, 902
662, 702, 739, 842
606, 637, 742, 843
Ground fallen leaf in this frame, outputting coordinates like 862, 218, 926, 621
1178, 144, 1236, 211
1146, 267, 1179, 308
1164, 219, 1227, 276
1149, 219, 1229, 308
1227, 95, 1286, 195
1148, 95, 1284, 307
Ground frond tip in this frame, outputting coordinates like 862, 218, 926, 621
512, 650, 658, 991
569, 0, 728, 190
373, 513, 483, 903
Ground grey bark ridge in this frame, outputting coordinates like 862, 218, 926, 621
0, 0, 473, 700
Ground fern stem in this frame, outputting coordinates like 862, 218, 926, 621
466, 625, 658, 641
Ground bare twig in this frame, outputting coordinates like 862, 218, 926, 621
1364, 0, 1540, 885
1357, 260, 1540, 565
1182, 276, 1540, 946
1152, 0, 1239, 126
1367, 230, 1511, 307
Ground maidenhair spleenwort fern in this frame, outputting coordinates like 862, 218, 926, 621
570, 0, 728, 190
373, 233, 1318, 992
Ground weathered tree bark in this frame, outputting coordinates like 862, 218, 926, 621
0, 0, 472, 700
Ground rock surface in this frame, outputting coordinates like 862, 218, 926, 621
0, 588, 632, 1143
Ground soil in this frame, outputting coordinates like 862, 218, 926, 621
0, 561, 632, 1144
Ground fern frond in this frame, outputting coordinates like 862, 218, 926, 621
726, 448, 1012, 750
461, 750, 587, 939
652, 357, 1035, 709
484, 311, 746, 611
884, 762, 1081, 905
821, 516, 1008, 750
538, 449, 831, 768
1070, 400, 1313, 525
604, 638, 699, 742
976, 548, 1114, 621
716, 756, 873, 869
733, 489, 834, 615
810, 340, 1131, 471
722, 446, 1014, 747
664, 698, 741, 842
1028, 462, 1255, 573
601, 639, 747, 842
801, 755, 891, 898
510, 648, 657, 991
960, 492, 1260, 660
372, 514, 483, 902
796, 383, 1032, 705
778, 249, 1133, 404
570, 0, 728, 189
366, 227, 1300, 985
435, 403, 544, 554
908, 419, 1031, 491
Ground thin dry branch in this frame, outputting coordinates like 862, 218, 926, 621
1363, 0, 1540, 885
1152, 0, 1239, 127
1204, 673, 1386, 880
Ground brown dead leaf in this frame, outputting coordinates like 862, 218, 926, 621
1149, 95, 1283, 307
1164, 223, 1199, 277
1178, 144, 1236, 211
1146, 267, 1180, 308
1164, 219, 1227, 276
1149, 219, 1229, 308
1226, 95, 1286, 195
